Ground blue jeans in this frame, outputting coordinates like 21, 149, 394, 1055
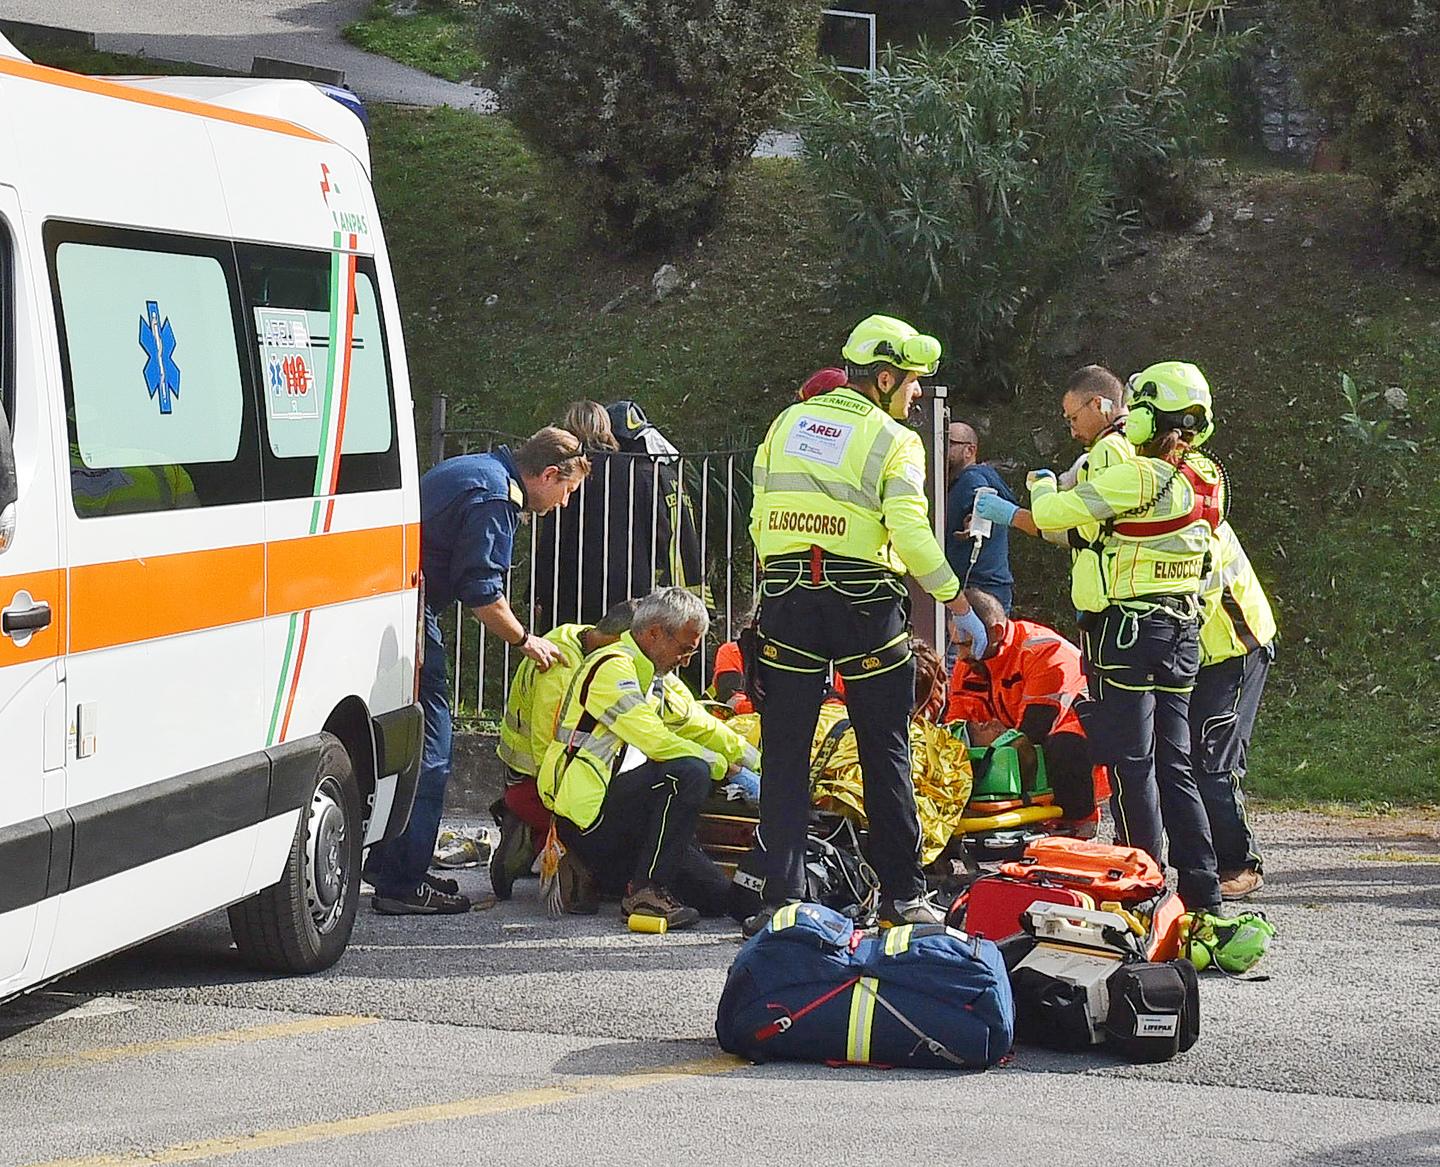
367, 607, 451, 897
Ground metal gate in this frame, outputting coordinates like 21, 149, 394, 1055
429, 388, 949, 721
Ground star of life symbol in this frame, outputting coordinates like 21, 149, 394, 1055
139, 299, 181, 415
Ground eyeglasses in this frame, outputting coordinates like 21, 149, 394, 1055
1062, 399, 1096, 425
665, 628, 702, 660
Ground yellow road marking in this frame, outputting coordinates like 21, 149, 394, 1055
27, 1054, 745, 1167
0, 1015, 376, 1077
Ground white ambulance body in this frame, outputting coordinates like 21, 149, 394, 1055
0, 39, 423, 1001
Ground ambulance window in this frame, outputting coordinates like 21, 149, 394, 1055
0, 222, 11, 428
236, 244, 401, 500
45, 224, 262, 517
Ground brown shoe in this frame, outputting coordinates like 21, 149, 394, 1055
557, 851, 599, 915
1218, 868, 1264, 900
622, 882, 699, 930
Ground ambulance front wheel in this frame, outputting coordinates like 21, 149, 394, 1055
229, 733, 362, 973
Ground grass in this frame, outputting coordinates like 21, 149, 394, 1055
368, 112, 1440, 807
342, 2, 484, 83
28, 43, 1440, 806
14, 42, 230, 77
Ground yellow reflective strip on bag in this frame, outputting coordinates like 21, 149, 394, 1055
771, 902, 801, 931
884, 924, 914, 956
847, 977, 879, 1063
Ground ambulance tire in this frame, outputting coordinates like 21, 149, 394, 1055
229, 733, 362, 973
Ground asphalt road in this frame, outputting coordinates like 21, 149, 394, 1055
2, 809, 1438, 1166
3, 0, 497, 109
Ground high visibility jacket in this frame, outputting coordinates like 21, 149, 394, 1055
1040, 427, 1135, 593
750, 388, 959, 601
1030, 453, 1224, 602
945, 619, 1089, 739
497, 623, 588, 777
538, 632, 761, 830
1199, 521, 1276, 665
70, 444, 199, 517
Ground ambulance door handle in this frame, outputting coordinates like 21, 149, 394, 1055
3, 594, 51, 637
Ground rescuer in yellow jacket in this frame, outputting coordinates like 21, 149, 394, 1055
1042, 365, 1136, 613
491, 600, 638, 899
978, 362, 1226, 913
538, 588, 760, 929
746, 314, 988, 933
1191, 520, 1277, 900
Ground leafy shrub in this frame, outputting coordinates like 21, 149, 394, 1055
1285, 1, 1440, 269
1335, 372, 1418, 500
797, 3, 1238, 395
476, 0, 823, 251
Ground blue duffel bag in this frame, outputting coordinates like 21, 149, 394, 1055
715, 902, 1014, 1070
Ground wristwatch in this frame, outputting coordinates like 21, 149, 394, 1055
511, 629, 530, 649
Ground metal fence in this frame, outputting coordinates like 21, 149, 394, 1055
430, 387, 950, 721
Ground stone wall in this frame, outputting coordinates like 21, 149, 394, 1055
1255, 38, 1325, 160
1238, 3, 1327, 163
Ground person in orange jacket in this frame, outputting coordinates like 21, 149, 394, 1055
945, 588, 1108, 834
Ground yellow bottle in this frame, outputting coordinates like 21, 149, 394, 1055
628, 913, 668, 934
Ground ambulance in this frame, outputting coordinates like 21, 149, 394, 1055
0, 36, 424, 1001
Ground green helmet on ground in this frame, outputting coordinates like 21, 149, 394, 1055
1124, 360, 1215, 447
842, 314, 942, 377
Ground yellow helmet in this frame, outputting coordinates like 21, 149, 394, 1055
842, 314, 942, 377
1124, 361, 1215, 447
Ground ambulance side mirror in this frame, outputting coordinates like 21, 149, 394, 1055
0, 405, 16, 554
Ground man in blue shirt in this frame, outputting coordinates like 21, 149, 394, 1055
945, 421, 1016, 607
366, 427, 590, 915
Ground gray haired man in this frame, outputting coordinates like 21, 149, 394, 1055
538, 588, 761, 929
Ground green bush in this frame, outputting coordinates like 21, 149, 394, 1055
1285, 1, 1440, 270
797, 3, 1237, 395
476, 0, 823, 251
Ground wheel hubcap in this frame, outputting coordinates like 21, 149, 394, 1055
305, 778, 348, 933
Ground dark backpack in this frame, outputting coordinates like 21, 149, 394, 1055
728, 814, 878, 925
716, 902, 1014, 1070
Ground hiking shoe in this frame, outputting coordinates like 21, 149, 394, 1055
489, 810, 535, 901
422, 873, 460, 895
1219, 868, 1264, 900
622, 882, 699, 930
878, 893, 946, 928
372, 882, 472, 915
556, 851, 599, 915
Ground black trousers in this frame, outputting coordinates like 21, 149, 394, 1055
756, 586, 923, 904
556, 756, 720, 903
1190, 642, 1273, 875
1042, 731, 1097, 820
1083, 604, 1220, 910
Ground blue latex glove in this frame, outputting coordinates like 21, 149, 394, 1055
951, 604, 989, 658
1025, 468, 1057, 492
723, 766, 761, 804
973, 491, 1019, 528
